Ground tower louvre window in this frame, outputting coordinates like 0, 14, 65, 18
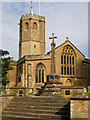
34, 44, 36, 48
61, 45, 75, 76
25, 22, 29, 29
33, 22, 37, 30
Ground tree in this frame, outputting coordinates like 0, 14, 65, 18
0, 50, 13, 89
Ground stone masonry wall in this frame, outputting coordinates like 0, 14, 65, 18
1, 96, 14, 111
70, 97, 90, 120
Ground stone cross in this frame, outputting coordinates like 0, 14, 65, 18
49, 33, 57, 75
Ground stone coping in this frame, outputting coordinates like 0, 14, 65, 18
0, 95, 14, 97
6, 87, 33, 89
70, 95, 90, 100
17, 54, 51, 64
45, 82, 63, 84
61, 86, 84, 89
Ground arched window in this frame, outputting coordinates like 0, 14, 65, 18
39, 69, 41, 83
42, 69, 44, 83
34, 44, 36, 48
61, 45, 75, 76
64, 66, 66, 75
61, 55, 63, 64
25, 22, 29, 29
72, 56, 74, 65
70, 56, 71, 65
67, 56, 69, 64
61, 66, 63, 75
36, 69, 38, 83
73, 67, 74, 75
67, 67, 69, 75
36, 63, 45, 83
70, 66, 72, 75
33, 22, 37, 30
64, 55, 66, 64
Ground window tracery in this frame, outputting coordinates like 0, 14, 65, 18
61, 45, 75, 76
36, 63, 45, 83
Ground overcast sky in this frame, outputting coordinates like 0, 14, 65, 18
1, 1, 89, 60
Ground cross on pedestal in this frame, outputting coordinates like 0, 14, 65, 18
49, 33, 57, 75
49, 33, 57, 44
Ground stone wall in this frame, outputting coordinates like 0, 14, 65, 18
61, 86, 84, 98
1, 96, 14, 111
6, 61, 17, 88
70, 96, 90, 120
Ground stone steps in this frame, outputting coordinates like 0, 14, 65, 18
11, 96, 69, 101
9, 101, 69, 106
5, 105, 69, 111
2, 114, 70, 120
13, 96, 66, 99
3, 110, 69, 116
2, 96, 70, 120
11, 100, 68, 103
2, 113, 69, 120
4, 108, 69, 114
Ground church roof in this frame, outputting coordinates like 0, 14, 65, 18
47, 40, 85, 57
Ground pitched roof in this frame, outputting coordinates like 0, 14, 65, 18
47, 40, 85, 57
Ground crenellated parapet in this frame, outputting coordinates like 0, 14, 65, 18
20, 13, 45, 22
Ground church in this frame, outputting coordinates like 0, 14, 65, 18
6, 5, 90, 97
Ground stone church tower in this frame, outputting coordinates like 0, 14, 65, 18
19, 8, 45, 58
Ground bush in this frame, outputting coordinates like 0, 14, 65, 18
84, 92, 90, 96
28, 93, 33, 95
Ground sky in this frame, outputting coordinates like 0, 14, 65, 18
0, 1, 89, 60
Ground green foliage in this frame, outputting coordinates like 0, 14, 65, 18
0, 49, 13, 88
84, 92, 90, 96
0, 92, 10, 95
28, 93, 33, 95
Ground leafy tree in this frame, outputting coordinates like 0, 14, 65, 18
0, 50, 13, 89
